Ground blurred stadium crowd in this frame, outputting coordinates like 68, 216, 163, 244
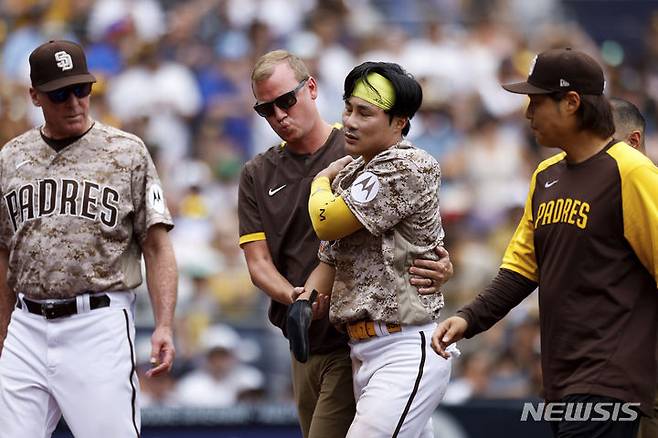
1, 0, 656, 410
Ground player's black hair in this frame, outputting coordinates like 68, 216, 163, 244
343, 62, 422, 136
610, 97, 646, 151
550, 92, 615, 139
610, 97, 646, 133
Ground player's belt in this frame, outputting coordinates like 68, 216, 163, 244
346, 320, 402, 341
18, 294, 111, 320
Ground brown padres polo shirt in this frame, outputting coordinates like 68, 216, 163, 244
458, 140, 658, 415
238, 126, 348, 354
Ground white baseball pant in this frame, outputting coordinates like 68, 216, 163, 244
0, 292, 140, 438
347, 322, 453, 438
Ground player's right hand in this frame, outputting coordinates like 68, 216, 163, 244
316, 155, 354, 181
294, 287, 329, 320
431, 316, 468, 359
311, 293, 329, 320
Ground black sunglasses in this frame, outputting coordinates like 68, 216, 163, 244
253, 78, 308, 117
46, 83, 93, 104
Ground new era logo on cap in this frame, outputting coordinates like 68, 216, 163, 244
502, 48, 605, 96
29, 40, 96, 92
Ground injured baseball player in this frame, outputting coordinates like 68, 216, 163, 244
293, 61, 456, 438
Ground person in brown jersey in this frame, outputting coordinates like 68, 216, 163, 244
238, 50, 453, 438
0, 40, 177, 437
432, 48, 658, 438
610, 97, 657, 438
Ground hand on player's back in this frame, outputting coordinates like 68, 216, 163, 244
410, 246, 453, 294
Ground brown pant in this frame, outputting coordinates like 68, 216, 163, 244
638, 390, 658, 438
290, 346, 355, 438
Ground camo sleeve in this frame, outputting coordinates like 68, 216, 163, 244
341, 148, 439, 237
131, 140, 173, 243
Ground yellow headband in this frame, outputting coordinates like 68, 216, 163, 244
351, 72, 395, 110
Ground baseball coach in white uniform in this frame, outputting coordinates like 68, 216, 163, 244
0, 40, 177, 437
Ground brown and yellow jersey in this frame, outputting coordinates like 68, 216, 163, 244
459, 140, 658, 414
238, 126, 348, 354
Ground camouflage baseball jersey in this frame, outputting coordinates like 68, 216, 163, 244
0, 121, 173, 299
318, 140, 444, 325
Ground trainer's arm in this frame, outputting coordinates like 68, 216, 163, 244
242, 240, 298, 305
0, 249, 14, 356
142, 224, 177, 377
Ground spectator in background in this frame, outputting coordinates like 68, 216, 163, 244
443, 351, 493, 404
139, 361, 180, 408
106, 40, 202, 171
175, 324, 264, 407
86, 0, 165, 44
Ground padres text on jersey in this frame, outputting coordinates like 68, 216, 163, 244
4, 179, 120, 231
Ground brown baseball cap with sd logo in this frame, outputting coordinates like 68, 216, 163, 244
29, 40, 96, 92
502, 48, 604, 96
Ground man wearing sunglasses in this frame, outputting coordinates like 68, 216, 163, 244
0, 40, 177, 437
238, 50, 454, 438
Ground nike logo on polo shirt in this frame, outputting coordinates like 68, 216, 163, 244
545, 180, 559, 188
268, 185, 287, 196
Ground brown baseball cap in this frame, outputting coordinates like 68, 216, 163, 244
502, 48, 604, 95
29, 40, 96, 92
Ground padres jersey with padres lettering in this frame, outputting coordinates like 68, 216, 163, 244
0, 121, 173, 300
460, 140, 658, 414
319, 140, 444, 325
